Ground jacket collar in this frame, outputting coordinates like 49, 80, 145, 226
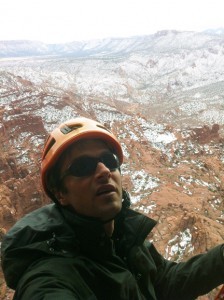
60, 205, 157, 258
112, 208, 157, 259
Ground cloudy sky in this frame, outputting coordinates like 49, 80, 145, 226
1, 0, 224, 43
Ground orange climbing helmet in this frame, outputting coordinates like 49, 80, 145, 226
41, 117, 123, 200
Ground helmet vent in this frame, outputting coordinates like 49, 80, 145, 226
97, 124, 112, 133
60, 124, 83, 134
42, 137, 56, 159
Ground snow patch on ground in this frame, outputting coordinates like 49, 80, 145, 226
137, 117, 176, 157
165, 228, 194, 262
131, 169, 160, 194
34, 105, 76, 132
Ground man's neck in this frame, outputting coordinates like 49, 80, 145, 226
103, 220, 114, 237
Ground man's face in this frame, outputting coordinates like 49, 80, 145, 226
58, 139, 123, 222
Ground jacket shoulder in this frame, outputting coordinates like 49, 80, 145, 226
1, 204, 67, 289
1, 204, 63, 252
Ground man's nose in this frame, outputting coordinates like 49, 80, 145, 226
95, 162, 111, 178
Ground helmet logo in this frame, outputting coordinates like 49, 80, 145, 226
60, 124, 82, 134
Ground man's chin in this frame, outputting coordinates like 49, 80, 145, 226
100, 203, 122, 222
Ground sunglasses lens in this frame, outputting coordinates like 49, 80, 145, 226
70, 156, 97, 177
69, 153, 119, 177
101, 153, 119, 171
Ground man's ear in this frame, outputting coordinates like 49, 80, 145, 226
54, 190, 69, 206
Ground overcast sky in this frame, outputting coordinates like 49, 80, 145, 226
1, 0, 224, 43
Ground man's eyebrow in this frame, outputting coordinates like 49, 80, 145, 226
69, 150, 113, 162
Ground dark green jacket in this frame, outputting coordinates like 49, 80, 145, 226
1, 204, 224, 300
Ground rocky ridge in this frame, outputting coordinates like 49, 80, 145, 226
1, 30, 224, 136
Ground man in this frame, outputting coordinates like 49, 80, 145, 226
1, 117, 224, 300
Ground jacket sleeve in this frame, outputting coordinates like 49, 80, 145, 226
148, 243, 224, 300
13, 256, 98, 300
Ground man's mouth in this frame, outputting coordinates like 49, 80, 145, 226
96, 185, 116, 196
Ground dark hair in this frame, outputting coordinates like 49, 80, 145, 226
47, 145, 73, 197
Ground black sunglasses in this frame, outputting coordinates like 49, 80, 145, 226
60, 152, 120, 180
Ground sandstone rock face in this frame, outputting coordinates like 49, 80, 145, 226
0, 107, 50, 230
